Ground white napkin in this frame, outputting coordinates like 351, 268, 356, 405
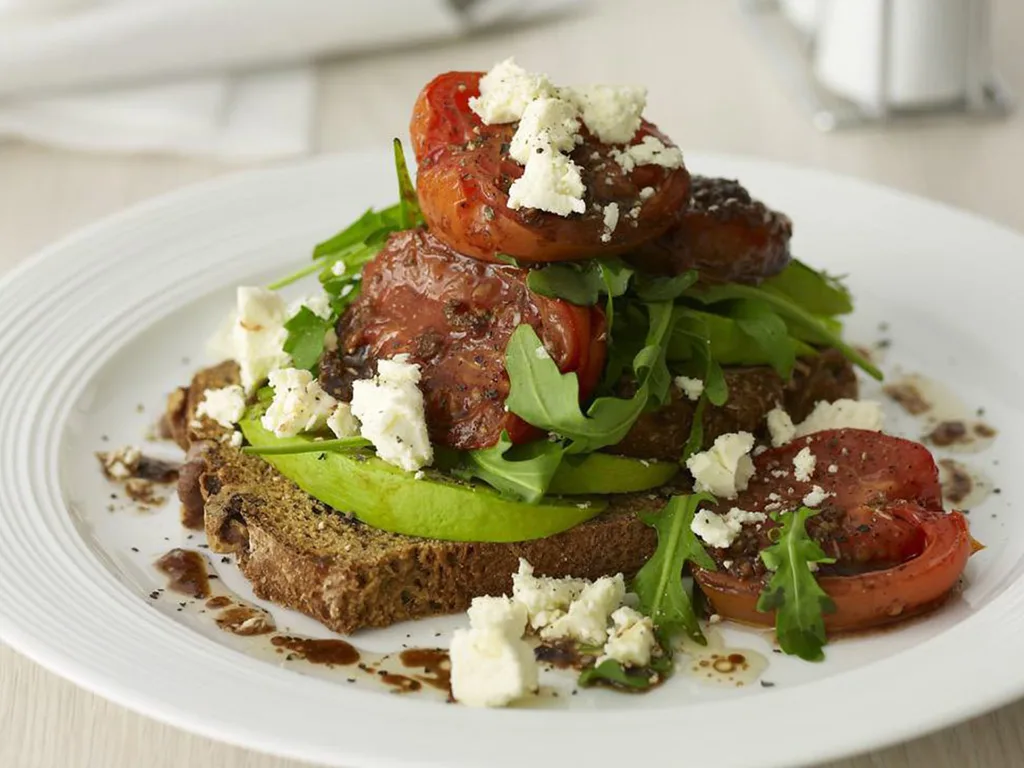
0, 0, 580, 160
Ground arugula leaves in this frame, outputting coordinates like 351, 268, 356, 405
632, 270, 698, 302
632, 494, 717, 644
761, 259, 852, 317
526, 257, 634, 308
756, 507, 837, 661
732, 299, 797, 379
455, 432, 565, 503
577, 653, 674, 691
283, 306, 331, 371
393, 138, 422, 229
505, 301, 675, 453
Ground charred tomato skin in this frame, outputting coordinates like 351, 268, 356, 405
322, 229, 605, 450
410, 71, 691, 265
691, 429, 973, 632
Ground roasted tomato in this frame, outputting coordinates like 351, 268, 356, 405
691, 429, 973, 631
627, 176, 792, 284
319, 229, 606, 450
410, 71, 691, 265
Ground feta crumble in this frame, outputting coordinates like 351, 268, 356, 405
674, 375, 704, 402
330, 260, 347, 277
449, 627, 538, 708
350, 354, 433, 472
611, 135, 684, 173
468, 58, 555, 125
468, 595, 528, 639
511, 558, 586, 630
638, 185, 656, 200
195, 385, 246, 429
691, 506, 767, 549
507, 150, 587, 216
564, 84, 646, 144
803, 485, 831, 508
509, 96, 580, 163
600, 606, 656, 668
600, 202, 620, 243
541, 574, 626, 645
794, 399, 885, 438
326, 402, 360, 439
766, 405, 796, 447
792, 446, 817, 482
209, 286, 291, 392
262, 368, 338, 438
685, 432, 756, 499
295, 292, 332, 320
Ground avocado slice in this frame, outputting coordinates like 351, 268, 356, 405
549, 452, 678, 494
240, 417, 608, 543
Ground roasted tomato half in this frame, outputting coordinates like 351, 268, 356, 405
628, 176, 793, 284
692, 429, 973, 632
410, 71, 691, 265
319, 229, 606, 450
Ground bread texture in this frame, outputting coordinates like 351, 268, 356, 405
170, 354, 856, 634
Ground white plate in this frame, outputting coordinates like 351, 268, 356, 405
1, 151, 1023, 768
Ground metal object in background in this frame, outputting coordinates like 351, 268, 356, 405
739, 0, 1013, 130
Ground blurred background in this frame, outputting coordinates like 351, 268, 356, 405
1, 1, 1023, 767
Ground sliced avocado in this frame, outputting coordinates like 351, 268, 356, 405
549, 452, 679, 495
240, 417, 607, 543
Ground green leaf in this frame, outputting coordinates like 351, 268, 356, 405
687, 282, 882, 380
756, 507, 837, 662
312, 206, 399, 261
505, 302, 676, 454
526, 262, 604, 306
681, 396, 707, 461
633, 270, 698, 302
578, 659, 654, 690
283, 306, 331, 371
493, 252, 521, 267
598, 257, 634, 338
732, 299, 797, 379
393, 138, 422, 229
242, 436, 372, 456
762, 259, 853, 316
455, 432, 565, 504
632, 494, 717, 643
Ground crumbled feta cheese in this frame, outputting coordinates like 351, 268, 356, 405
766, 406, 796, 447
468, 595, 528, 639
564, 85, 646, 144
691, 506, 768, 549
794, 399, 885, 438
350, 354, 433, 472
507, 150, 586, 216
414, 470, 425, 480
469, 58, 554, 125
685, 432, 756, 499
101, 445, 141, 479
828, 464, 838, 474
195, 385, 246, 429
262, 368, 338, 438
228, 430, 243, 448
209, 287, 291, 392
330, 260, 347, 277
803, 485, 831, 508
611, 135, 683, 173
323, 327, 338, 353
449, 627, 538, 708
600, 202, 620, 243
512, 559, 586, 630
674, 375, 704, 402
509, 97, 580, 163
600, 606, 656, 668
326, 402, 359, 438
534, 345, 551, 360
792, 446, 817, 482
541, 574, 626, 645
638, 186, 655, 200
296, 293, 332, 321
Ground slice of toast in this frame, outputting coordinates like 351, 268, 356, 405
168, 354, 856, 634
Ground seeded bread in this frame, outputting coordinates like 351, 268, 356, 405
169, 354, 856, 634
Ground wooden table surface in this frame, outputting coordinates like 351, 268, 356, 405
2, 1, 1023, 766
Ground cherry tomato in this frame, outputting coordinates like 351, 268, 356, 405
410, 71, 691, 265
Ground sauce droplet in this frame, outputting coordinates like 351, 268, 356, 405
154, 548, 210, 598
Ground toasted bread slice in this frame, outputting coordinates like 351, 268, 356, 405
168, 354, 856, 634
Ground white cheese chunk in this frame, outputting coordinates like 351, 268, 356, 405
350, 354, 433, 472
766, 405, 796, 447
326, 402, 360, 438
600, 606, 657, 668
507, 150, 586, 216
611, 135, 683, 173
802, 485, 831, 508
209, 286, 291, 392
600, 202, 620, 243
262, 368, 337, 438
794, 399, 885, 438
638, 186, 655, 200
685, 431, 756, 499
565, 84, 647, 144
674, 375, 704, 402
449, 627, 538, 708
195, 385, 246, 429
792, 446, 817, 482
541, 574, 626, 645
292, 292, 332, 321
511, 558, 586, 630
509, 96, 580, 163
691, 506, 767, 549
469, 58, 554, 125
468, 595, 528, 640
